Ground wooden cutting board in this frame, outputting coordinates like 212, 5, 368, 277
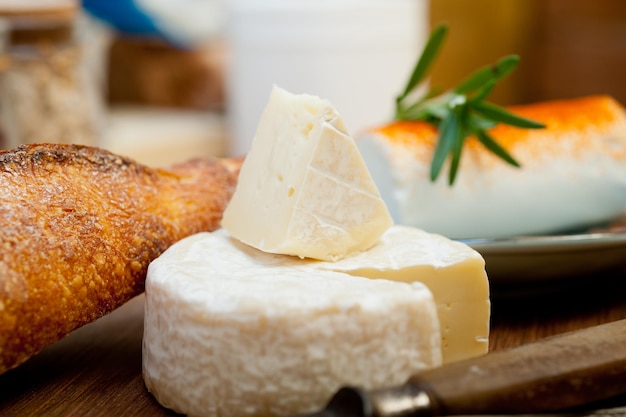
2, 269, 626, 416
0, 295, 175, 417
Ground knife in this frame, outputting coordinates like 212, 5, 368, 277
297, 318, 626, 417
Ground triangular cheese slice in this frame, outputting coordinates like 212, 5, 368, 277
222, 85, 392, 261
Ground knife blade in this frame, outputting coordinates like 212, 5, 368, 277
297, 318, 626, 417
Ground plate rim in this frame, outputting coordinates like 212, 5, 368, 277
461, 231, 626, 254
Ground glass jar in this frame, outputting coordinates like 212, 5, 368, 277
226, 0, 429, 156
0, 1, 101, 149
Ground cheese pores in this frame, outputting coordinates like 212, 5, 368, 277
221, 85, 392, 261
143, 231, 441, 417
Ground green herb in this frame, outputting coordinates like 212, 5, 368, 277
395, 24, 545, 185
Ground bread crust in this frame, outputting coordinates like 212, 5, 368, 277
0, 144, 240, 374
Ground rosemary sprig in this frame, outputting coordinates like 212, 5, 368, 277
395, 24, 545, 185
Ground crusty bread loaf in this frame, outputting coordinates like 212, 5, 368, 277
358, 95, 626, 239
0, 144, 240, 374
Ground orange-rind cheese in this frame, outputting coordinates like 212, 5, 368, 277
358, 95, 626, 239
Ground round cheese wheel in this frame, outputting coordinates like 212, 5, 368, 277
142, 230, 442, 417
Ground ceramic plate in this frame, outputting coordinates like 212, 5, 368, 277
462, 231, 626, 296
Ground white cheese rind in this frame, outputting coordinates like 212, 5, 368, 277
221, 85, 392, 261
143, 232, 441, 417
308, 225, 490, 363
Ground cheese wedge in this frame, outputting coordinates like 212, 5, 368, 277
143, 231, 441, 417
309, 225, 489, 364
221, 85, 393, 261
358, 95, 626, 239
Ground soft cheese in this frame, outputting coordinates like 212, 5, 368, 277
143, 231, 441, 417
221, 85, 392, 261
358, 95, 626, 239
308, 225, 490, 364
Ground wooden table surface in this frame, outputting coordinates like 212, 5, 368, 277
2, 268, 626, 416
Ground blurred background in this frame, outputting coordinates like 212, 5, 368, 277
0, 0, 624, 166
430, 0, 626, 107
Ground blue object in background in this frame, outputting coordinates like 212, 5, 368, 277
81, 0, 167, 40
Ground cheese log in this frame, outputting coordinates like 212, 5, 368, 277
310, 225, 490, 364
358, 95, 626, 239
143, 231, 441, 417
222, 85, 392, 261
0, 144, 240, 375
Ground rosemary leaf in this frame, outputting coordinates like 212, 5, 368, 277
468, 80, 497, 104
397, 25, 447, 102
454, 55, 520, 95
474, 129, 521, 167
448, 110, 466, 184
394, 23, 545, 185
430, 111, 458, 182
471, 101, 546, 129
466, 112, 497, 133
402, 97, 450, 121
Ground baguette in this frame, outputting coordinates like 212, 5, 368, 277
0, 144, 240, 374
